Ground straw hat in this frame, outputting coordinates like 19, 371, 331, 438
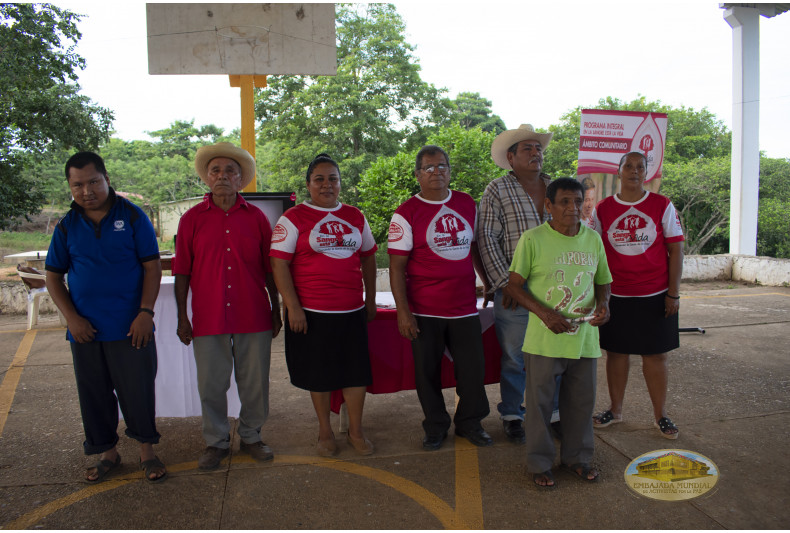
194, 142, 256, 189
490, 124, 553, 170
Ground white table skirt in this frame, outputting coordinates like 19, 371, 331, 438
153, 277, 241, 417
151, 277, 494, 418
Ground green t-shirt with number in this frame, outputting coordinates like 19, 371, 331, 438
509, 222, 613, 359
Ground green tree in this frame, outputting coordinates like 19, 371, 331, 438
358, 124, 500, 243
756, 156, 790, 258
148, 120, 225, 158
757, 198, 790, 259
255, 4, 448, 202
450, 92, 506, 134
661, 157, 731, 255
0, 3, 113, 228
97, 121, 235, 207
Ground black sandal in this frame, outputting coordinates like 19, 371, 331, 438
655, 417, 679, 439
85, 454, 121, 483
593, 410, 622, 428
140, 455, 168, 483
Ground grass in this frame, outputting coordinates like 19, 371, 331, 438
0, 231, 53, 254
1, 231, 172, 256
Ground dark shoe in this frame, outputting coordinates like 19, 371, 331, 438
503, 419, 526, 444
240, 441, 274, 462
422, 431, 448, 451
198, 446, 229, 470
455, 427, 493, 447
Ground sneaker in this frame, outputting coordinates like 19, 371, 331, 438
503, 419, 526, 444
198, 446, 229, 470
240, 441, 274, 462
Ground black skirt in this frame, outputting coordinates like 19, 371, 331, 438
284, 307, 373, 392
599, 292, 679, 355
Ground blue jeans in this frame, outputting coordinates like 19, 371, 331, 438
494, 287, 560, 421
494, 288, 530, 420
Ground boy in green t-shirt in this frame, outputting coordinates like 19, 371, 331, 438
506, 178, 612, 489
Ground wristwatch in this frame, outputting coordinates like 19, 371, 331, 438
138, 307, 155, 317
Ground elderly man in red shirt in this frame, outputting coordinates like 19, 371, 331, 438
173, 143, 282, 470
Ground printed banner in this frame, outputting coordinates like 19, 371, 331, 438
577, 110, 668, 182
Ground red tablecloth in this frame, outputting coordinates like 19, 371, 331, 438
330, 308, 502, 413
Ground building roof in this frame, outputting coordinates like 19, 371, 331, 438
720, 3, 790, 18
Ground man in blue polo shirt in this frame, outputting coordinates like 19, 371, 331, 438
46, 152, 167, 483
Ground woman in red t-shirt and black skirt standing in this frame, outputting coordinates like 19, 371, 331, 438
587, 152, 684, 439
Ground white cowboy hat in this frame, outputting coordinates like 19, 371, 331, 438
490, 124, 553, 170
195, 142, 256, 189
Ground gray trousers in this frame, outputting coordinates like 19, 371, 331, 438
193, 331, 272, 448
524, 353, 596, 473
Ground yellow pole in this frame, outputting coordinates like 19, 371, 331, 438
240, 75, 256, 192
230, 75, 267, 192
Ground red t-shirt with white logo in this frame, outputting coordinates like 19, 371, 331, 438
388, 191, 478, 318
588, 192, 684, 297
270, 202, 377, 312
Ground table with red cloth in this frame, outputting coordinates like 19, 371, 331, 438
330, 301, 502, 413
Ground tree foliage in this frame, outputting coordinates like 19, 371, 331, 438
756, 157, 790, 258
254, 4, 449, 202
0, 3, 113, 228
99, 120, 234, 207
449, 92, 506, 134
661, 156, 731, 255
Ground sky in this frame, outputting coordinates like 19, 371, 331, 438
57, 1, 790, 158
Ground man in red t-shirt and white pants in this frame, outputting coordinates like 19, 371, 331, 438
388, 145, 491, 451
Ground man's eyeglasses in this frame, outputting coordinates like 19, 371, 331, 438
420, 164, 450, 174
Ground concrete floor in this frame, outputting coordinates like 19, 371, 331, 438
0, 281, 788, 529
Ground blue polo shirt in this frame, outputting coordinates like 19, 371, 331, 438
46, 188, 160, 342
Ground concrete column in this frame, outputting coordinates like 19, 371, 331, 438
724, 6, 760, 256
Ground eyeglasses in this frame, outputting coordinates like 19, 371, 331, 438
420, 164, 450, 174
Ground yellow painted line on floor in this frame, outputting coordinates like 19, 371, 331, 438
300, 457, 465, 529
3, 478, 132, 530
0, 330, 36, 438
3, 461, 201, 530
4, 449, 484, 530
453, 438, 484, 529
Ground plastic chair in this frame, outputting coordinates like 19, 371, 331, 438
16, 268, 67, 330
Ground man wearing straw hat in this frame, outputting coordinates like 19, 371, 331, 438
475, 124, 556, 444
173, 142, 282, 470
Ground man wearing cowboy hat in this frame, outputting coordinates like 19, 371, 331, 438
173, 142, 282, 470
475, 124, 556, 444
